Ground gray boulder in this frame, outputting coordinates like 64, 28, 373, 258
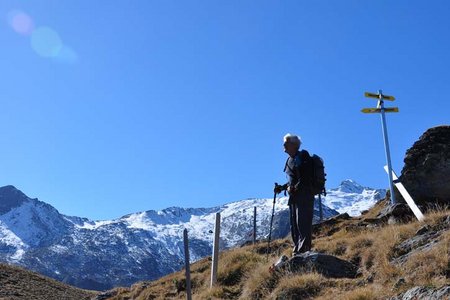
288, 251, 358, 278
396, 125, 450, 208
376, 203, 414, 223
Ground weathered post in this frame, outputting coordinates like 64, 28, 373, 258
210, 212, 220, 288
183, 229, 192, 300
253, 206, 257, 245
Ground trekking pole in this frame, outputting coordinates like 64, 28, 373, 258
318, 187, 326, 222
267, 183, 278, 262
318, 194, 323, 222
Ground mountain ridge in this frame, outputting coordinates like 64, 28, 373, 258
0, 181, 385, 290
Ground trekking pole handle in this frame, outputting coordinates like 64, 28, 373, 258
273, 183, 279, 203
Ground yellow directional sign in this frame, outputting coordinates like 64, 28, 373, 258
364, 92, 395, 101
361, 107, 399, 113
382, 95, 395, 101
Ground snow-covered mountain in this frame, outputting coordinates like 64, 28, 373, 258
322, 179, 386, 216
0, 181, 385, 290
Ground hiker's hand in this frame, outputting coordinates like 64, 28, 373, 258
274, 184, 287, 194
274, 184, 283, 194
287, 185, 296, 194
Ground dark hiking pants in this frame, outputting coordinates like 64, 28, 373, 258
289, 194, 314, 254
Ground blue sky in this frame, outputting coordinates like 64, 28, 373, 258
0, 1, 449, 220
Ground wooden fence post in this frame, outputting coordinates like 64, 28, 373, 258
253, 206, 257, 245
183, 229, 192, 300
210, 212, 220, 288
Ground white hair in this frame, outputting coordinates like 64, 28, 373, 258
283, 133, 302, 147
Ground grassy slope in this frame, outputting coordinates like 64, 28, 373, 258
0, 263, 97, 300
100, 200, 450, 299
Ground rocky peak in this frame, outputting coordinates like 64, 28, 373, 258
0, 185, 30, 214
335, 179, 364, 193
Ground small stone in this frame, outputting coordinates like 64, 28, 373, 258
388, 216, 397, 225
415, 225, 430, 235
393, 278, 406, 289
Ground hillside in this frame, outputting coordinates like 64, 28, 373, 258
0, 263, 96, 300
100, 199, 449, 299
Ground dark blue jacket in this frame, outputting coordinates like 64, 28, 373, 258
284, 150, 313, 204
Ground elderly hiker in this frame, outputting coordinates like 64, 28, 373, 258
274, 133, 315, 255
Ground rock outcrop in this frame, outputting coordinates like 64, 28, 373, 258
396, 125, 450, 208
390, 215, 450, 264
390, 285, 450, 300
289, 251, 358, 278
272, 251, 358, 279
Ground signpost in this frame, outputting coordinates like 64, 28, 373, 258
362, 90, 399, 205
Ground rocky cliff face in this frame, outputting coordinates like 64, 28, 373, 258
397, 125, 450, 207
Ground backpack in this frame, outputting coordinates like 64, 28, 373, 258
310, 154, 327, 196
284, 151, 327, 196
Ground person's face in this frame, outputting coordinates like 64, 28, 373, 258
283, 140, 298, 156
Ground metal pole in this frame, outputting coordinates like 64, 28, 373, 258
253, 207, 257, 245
267, 189, 277, 261
210, 213, 220, 288
379, 91, 397, 205
183, 229, 192, 300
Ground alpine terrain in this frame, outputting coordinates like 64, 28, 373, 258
0, 180, 385, 290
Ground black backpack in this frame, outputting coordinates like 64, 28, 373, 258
284, 151, 326, 196
310, 154, 326, 196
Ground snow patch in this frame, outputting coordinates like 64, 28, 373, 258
10, 249, 25, 261
124, 212, 154, 230
77, 220, 115, 230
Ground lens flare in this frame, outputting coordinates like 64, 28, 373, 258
8, 10, 78, 64
54, 45, 79, 64
7, 10, 34, 35
31, 26, 63, 57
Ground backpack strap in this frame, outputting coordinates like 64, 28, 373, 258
283, 157, 289, 172
284, 150, 309, 181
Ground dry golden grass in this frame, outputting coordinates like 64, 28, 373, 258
196, 285, 241, 299
216, 247, 262, 286
402, 230, 449, 286
107, 205, 449, 300
268, 273, 326, 299
0, 263, 97, 300
324, 286, 377, 300
239, 264, 280, 299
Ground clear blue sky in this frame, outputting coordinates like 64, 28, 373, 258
1, 1, 448, 220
